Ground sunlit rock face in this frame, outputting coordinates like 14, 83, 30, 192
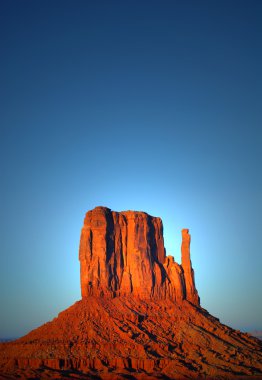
181, 228, 200, 305
79, 206, 199, 305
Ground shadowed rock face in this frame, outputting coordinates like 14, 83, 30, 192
79, 206, 199, 305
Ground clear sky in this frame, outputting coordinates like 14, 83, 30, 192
1, 0, 261, 338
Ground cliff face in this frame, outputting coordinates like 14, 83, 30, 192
79, 206, 199, 305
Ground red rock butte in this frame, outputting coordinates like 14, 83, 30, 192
79, 207, 199, 304
0, 206, 261, 380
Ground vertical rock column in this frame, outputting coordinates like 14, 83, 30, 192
181, 229, 200, 305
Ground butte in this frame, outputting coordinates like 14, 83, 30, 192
0, 206, 261, 379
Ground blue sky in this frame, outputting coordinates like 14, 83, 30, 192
0, 0, 261, 337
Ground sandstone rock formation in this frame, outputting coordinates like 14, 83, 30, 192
79, 206, 199, 305
0, 207, 261, 380
181, 228, 200, 305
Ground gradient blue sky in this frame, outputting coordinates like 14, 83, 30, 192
1, 0, 261, 338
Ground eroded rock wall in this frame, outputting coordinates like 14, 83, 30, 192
79, 206, 199, 305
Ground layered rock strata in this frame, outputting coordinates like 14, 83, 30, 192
79, 206, 199, 305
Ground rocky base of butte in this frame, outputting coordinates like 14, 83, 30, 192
0, 207, 261, 380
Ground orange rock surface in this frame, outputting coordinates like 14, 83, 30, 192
0, 207, 261, 379
79, 207, 199, 304
181, 228, 199, 305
